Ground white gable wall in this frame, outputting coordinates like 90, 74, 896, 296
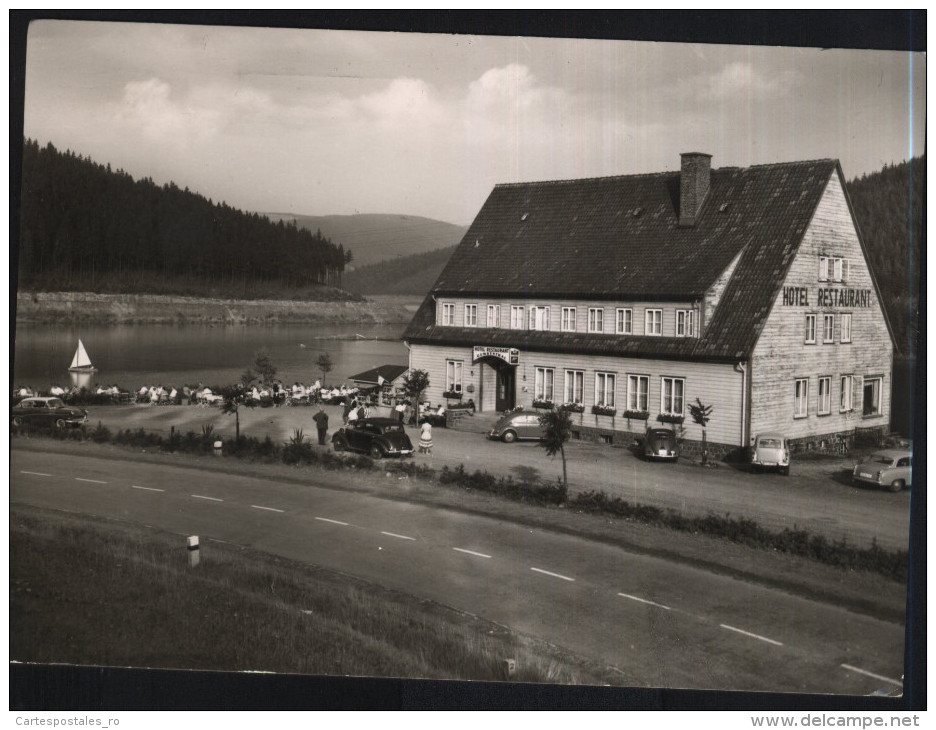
750, 170, 893, 441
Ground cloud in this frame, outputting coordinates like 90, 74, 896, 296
358, 77, 440, 123
116, 77, 220, 144
668, 60, 796, 104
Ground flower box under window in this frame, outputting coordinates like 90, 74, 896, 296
591, 405, 617, 417
657, 413, 684, 425
442, 390, 463, 400
622, 409, 650, 421
532, 399, 554, 409
560, 402, 585, 413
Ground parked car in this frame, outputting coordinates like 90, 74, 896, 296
643, 427, 679, 462
488, 411, 545, 443
750, 432, 791, 475
331, 417, 414, 458
852, 449, 912, 492
11, 397, 88, 428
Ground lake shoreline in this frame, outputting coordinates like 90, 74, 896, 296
15, 291, 421, 326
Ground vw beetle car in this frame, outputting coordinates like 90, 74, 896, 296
488, 411, 545, 443
750, 432, 791, 475
331, 416, 414, 458
852, 449, 912, 492
12, 397, 88, 428
643, 427, 679, 462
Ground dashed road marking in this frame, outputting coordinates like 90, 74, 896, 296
191, 494, 223, 502
20, 471, 52, 477
530, 567, 575, 582
453, 547, 492, 559
841, 664, 902, 686
381, 531, 416, 541
251, 505, 285, 513
132, 485, 164, 492
315, 517, 349, 526
618, 592, 671, 611
720, 624, 783, 646
75, 477, 107, 484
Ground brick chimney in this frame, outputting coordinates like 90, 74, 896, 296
679, 152, 712, 227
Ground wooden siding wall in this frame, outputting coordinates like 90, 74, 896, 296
435, 297, 701, 338
751, 172, 893, 441
409, 343, 743, 445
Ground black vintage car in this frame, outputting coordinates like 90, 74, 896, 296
643, 427, 679, 462
331, 417, 415, 459
12, 397, 88, 428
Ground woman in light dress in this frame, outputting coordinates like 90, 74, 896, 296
419, 421, 433, 455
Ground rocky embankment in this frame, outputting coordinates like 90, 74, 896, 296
15, 292, 420, 325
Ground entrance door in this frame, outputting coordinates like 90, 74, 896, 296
495, 366, 516, 412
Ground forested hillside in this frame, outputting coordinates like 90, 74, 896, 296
846, 156, 923, 357
266, 213, 467, 269
17, 139, 352, 297
343, 245, 457, 295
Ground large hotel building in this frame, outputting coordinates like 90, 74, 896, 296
402, 154, 894, 457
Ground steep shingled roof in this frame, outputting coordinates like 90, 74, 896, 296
403, 159, 840, 362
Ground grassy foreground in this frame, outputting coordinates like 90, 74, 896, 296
10, 505, 620, 685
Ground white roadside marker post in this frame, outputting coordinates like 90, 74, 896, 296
187, 535, 200, 568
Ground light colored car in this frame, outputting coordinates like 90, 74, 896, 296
488, 411, 545, 443
750, 432, 790, 475
852, 449, 912, 492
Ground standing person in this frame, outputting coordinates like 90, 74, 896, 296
419, 421, 433, 455
313, 408, 329, 446
394, 400, 406, 423
342, 398, 353, 425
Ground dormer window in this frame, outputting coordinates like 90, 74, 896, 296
675, 310, 696, 337
645, 309, 662, 336
442, 302, 455, 326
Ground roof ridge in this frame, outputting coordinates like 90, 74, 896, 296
492, 158, 839, 189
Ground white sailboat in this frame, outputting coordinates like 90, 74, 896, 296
68, 339, 97, 372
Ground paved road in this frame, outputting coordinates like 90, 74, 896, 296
11, 448, 905, 694
87, 403, 912, 550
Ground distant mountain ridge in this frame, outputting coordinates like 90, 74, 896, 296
264, 213, 468, 269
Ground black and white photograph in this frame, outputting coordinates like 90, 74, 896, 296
9, 12, 924, 711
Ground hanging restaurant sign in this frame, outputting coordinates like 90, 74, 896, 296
473, 346, 519, 364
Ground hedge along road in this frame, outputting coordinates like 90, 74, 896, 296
83, 403, 911, 551
11, 450, 904, 694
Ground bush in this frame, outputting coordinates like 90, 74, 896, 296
437, 465, 566, 506
90, 422, 111, 443
568, 489, 908, 581
282, 429, 317, 465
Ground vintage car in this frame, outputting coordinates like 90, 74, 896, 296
12, 396, 88, 428
331, 416, 414, 458
643, 427, 679, 462
488, 411, 545, 443
852, 449, 912, 492
750, 432, 791, 475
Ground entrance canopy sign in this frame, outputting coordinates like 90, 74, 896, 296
473, 346, 519, 365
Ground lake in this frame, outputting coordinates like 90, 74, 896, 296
12, 323, 409, 392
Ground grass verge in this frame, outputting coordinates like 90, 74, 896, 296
10, 505, 623, 684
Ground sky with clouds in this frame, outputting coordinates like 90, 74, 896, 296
22, 20, 925, 226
